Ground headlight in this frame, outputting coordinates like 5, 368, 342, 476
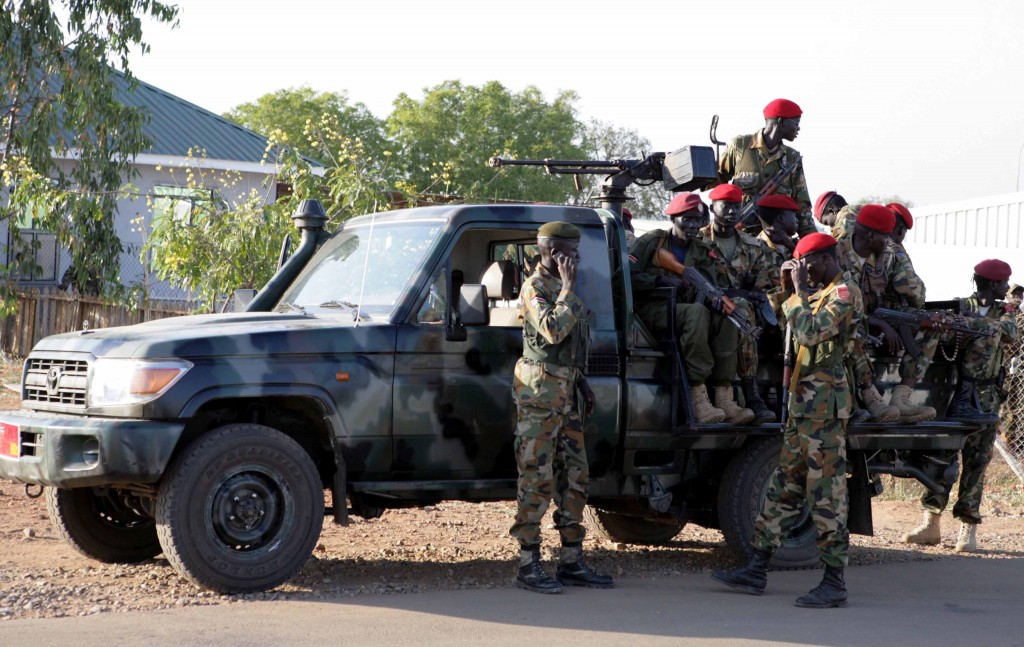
89, 359, 193, 407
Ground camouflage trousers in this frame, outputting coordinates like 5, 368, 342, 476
752, 417, 850, 568
734, 298, 759, 380
635, 300, 738, 386
509, 402, 589, 547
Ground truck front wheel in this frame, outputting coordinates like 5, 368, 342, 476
584, 507, 684, 544
45, 486, 161, 563
717, 437, 820, 569
155, 424, 323, 593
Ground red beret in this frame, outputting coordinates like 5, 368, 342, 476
665, 192, 705, 216
793, 232, 837, 260
856, 204, 896, 234
813, 191, 837, 222
621, 207, 633, 221
763, 98, 802, 119
758, 194, 799, 211
708, 183, 743, 203
974, 259, 1012, 282
886, 203, 913, 229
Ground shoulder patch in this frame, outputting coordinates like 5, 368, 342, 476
835, 285, 849, 301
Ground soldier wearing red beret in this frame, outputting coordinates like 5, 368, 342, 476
903, 258, 1020, 553
717, 98, 816, 238
714, 231, 863, 608
756, 194, 800, 269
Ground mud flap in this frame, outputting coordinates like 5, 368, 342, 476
847, 450, 873, 536
332, 457, 349, 526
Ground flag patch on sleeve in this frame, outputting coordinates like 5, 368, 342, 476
835, 285, 849, 300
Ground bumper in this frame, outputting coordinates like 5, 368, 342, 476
0, 409, 184, 488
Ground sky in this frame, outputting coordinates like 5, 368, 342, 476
126, 0, 1024, 210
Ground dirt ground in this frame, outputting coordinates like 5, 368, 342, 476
1, 355, 1023, 621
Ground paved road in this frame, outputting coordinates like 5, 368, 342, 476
5, 558, 1022, 647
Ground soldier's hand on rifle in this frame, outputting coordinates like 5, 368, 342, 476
655, 274, 688, 291
868, 316, 904, 355
578, 377, 595, 418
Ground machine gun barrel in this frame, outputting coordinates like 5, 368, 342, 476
873, 308, 995, 337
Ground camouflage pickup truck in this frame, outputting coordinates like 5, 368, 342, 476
0, 197, 975, 594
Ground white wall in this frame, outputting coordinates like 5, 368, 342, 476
904, 192, 1024, 300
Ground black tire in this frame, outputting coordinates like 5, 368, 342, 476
584, 506, 685, 544
45, 486, 161, 564
156, 424, 323, 593
717, 437, 820, 569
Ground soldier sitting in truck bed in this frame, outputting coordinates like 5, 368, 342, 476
629, 192, 746, 424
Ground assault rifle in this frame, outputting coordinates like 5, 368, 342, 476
724, 287, 779, 329
653, 248, 762, 339
735, 152, 803, 230
488, 147, 717, 218
871, 307, 994, 358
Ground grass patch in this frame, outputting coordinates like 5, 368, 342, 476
0, 356, 22, 410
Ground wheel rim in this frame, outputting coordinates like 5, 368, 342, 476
208, 469, 287, 551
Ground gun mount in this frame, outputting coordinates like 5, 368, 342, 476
488, 145, 717, 216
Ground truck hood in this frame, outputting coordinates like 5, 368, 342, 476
31, 312, 396, 359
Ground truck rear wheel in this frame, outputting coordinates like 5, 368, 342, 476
45, 486, 161, 563
584, 506, 684, 544
717, 437, 820, 569
156, 424, 323, 593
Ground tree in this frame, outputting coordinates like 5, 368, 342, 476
223, 86, 388, 165
0, 0, 179, 310
573, 119, 672, 219
854, 195, 915, 208
386, 81, 587, 203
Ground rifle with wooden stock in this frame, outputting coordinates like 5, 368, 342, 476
735, 152, 803, 230
653, 247, 762, 339
871, 307, 995, 358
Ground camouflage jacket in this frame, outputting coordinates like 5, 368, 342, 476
756, 230, 792, 286
883, 242, 926, 309
959, 293, 1022, 370
830, 204, 861, 240
779, 271, 863, 420
717, 130, 816, 237
835, 235, 918, 313
690, 225, 775, 292
628, 228, 695, 299
518, 264, 589, 382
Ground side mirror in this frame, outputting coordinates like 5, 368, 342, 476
446, 284, 488, 341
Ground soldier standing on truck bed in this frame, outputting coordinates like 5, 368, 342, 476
903, 259, 1020, 552
509, 221, 614, 594
717, 99, 817, 237
712, 232, 862, 608
629, 192, 736, 424
688, 183, 775, 423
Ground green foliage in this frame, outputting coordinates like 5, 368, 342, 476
854, 195, 915, 208
223, 86, 388, 166
387, 81, 587, 203
573, 119, 672, 218
0, 0, 179, 313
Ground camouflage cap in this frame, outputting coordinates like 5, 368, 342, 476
537, 222, 580, 240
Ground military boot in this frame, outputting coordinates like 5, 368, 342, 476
888, 384, 937, 423
556, 543, 614, 588
858, 385, 900, 423
711, 548, 772, 595
714, 385, 756, 425
901, 510, 941, 545
741, 377, 776, 423
955, 522, 978, 553
515, 545, 562, 594
795, 565, 848, 608
946, 379, 1000, 423
690, 383, 726, 424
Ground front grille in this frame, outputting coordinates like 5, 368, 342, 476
586, 354, 621, 376
20, 430, 42, 457
24, 357, 89, 407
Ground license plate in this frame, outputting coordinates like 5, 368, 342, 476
0, 421, 19, 458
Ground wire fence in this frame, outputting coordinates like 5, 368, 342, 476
998, 311, 1024, 482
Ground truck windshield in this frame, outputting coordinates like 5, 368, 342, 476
279, 218, 445, 319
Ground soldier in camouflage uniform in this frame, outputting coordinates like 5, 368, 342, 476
629, 192, 733, 424
903, 259, 1020, 552
688, 184, 775, 423
509, 221, 613, 594
712, 232, 861, 609
755, 194, 800, 279
717, 99, 817, 237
